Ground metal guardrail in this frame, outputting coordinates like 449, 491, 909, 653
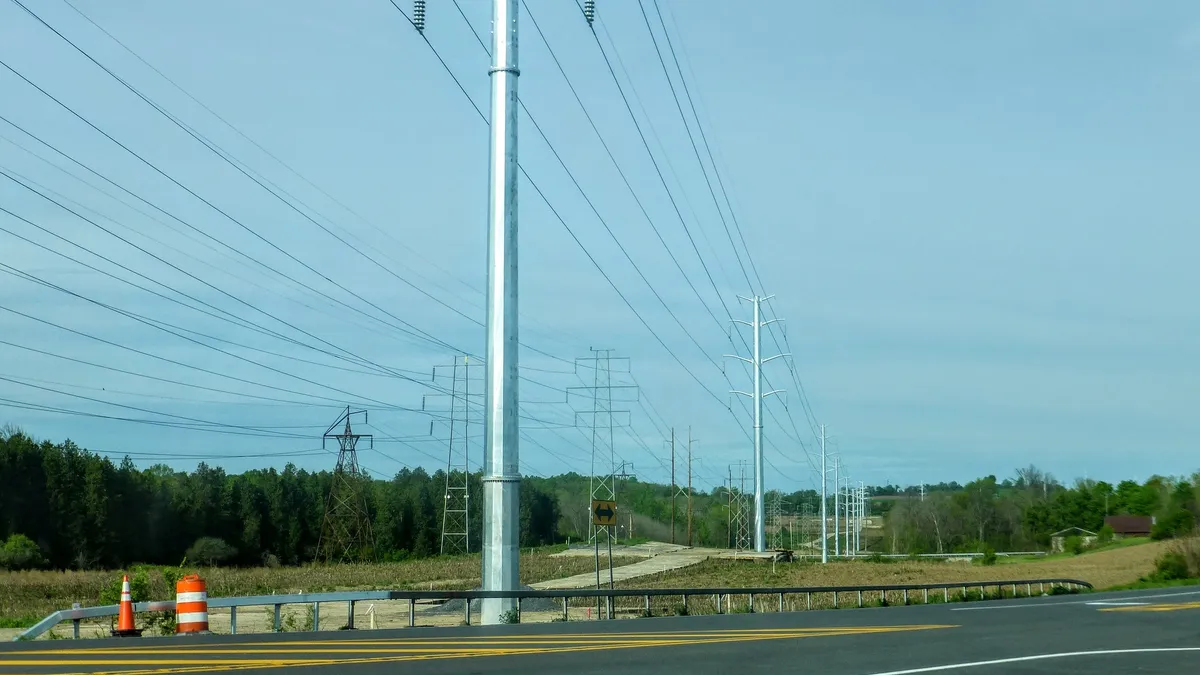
14, 577, 1092, 642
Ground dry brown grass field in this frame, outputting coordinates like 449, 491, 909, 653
0, 550, 641, 631
0, 539, 1177, 640
621, 539, 1170, 592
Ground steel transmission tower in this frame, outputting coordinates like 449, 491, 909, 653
768, 492, 783, 550
429, 356, 482, 556
800, 501, 815, 553
317, 407, 375, 563
724, 294, 788, 553
568, 349, 635, 545
731, 461, 753, 553
480, 0, 521, 626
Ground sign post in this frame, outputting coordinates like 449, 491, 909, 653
592, 499, 617, 619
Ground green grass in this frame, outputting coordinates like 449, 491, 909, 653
0, 616, 40, 629
1105, 576, 1200, 591
994, 537, 1152, 564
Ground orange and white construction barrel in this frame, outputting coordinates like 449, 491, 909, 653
175, 574, 209, 634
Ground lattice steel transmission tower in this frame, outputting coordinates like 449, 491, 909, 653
428, 356, 483, 556
800, 501, 815, 553
568, 349, 636, 544
731, 461, 753, 553
317, 407, 375, 563
767, 493, 784, 550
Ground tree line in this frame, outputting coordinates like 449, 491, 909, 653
0, 429, 559, 570
2, 427, 1196, 570
882, 465, 1199, 554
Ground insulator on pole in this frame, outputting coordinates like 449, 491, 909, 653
584, 0, 595, 25
413, 0, 426, 33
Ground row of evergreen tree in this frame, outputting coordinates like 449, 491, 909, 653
0, 430, 558, 570
2, 428, 1196, 569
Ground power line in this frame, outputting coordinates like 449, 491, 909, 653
0, 56, 463, 357
381, 3, 735, 413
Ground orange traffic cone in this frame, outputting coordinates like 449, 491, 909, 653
112, 574, 143, 637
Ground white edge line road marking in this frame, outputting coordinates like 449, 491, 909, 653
1085, 602, 1151, 606
860, 648, 1200, 675
949, 589, 1200, 611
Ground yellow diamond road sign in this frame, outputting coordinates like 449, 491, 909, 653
592, 499, 617, 526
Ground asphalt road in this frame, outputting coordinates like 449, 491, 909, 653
2, 586, 1198, 675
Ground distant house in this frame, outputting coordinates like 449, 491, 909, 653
1104, 515, 1155, 538
1050, 527, 1097, 553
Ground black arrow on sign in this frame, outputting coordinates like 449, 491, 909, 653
595, 503, 614, 521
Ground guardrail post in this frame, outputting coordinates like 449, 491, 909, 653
562, 596, 569, 622
645, 595, 651, 616
806, 592, 811, 610
274, 604, 281, 632
408, 599, 415, 628
313, 602, 320, 631
716, 594, 722, 614
857, 590, 863, 608
682, 594, 688, 615
231, 606, 238, 635
1026, 583, 1031, 597
464, 597, 471, 626
748, 593, 754, 613
923, 588, 928, 604
778, 592, 784, 613
903, 589, 908, 605
1040, 582, 1045, 594
518, 597, 524, 623
73, 618, 80, 639
944, 587, 949, 603
349, 600, 356, 629
833, 591, 838, 609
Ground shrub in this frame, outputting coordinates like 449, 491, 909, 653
981, 547, 997, 566
1098, 524, 1115, 544
1151, 510, 1195, 541
1169, 535, 1200, 578
1151, 551, 1190, 582
185, 537, 237, 566
0, 534, 46, 571
1064, 535, 1084, 555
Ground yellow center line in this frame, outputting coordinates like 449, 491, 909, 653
0, 624, 956, 675
1101, 601, 1200, 613
17, 630, 915, 657
14, 624, 953, 655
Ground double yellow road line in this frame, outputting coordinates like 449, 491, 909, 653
0, 624, 955, 675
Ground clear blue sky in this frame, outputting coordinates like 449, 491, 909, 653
1, 0, 1197, 493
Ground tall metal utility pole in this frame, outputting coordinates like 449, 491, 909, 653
833, 454, 840, 557
845, 482, 853, 555
687, 428, 694, 547
725, 295, 787, 553
670, 427, 676, 545
857, 481, 865, 553
820, 424, 828, 563
480, 0, 520, 626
